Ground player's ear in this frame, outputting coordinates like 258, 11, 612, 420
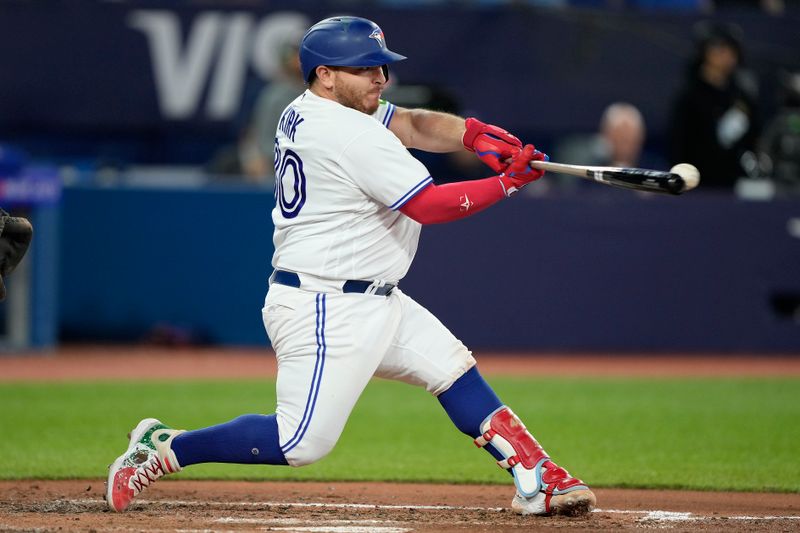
315, 66, 336, 90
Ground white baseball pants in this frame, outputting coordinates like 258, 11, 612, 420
262, 282, 476, 466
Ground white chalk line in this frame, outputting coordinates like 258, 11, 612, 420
191, 524, 412, 533
75, 498, 506, 512
269, 526, 413, 533
69, 499, 800, 524
175, 529, 233, 533
216, 518, 404, 525
597, 509, 800, 522
216, 517, 412, 531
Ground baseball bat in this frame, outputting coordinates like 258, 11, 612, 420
529, 160, 700, 195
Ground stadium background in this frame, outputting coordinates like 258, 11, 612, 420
0, 2, 799, 530
1, 0, 799, 352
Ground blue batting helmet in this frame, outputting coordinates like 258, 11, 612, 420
299, 16, 407, 82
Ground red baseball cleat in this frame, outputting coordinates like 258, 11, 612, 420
105, 418, 185, 512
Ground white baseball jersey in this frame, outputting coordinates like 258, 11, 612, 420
271, 90, 432, 282
263, 89, 475, 468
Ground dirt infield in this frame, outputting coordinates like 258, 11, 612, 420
1, 345, 799, 531
1, 480, 798, 532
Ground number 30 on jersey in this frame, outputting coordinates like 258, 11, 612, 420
274, 137, 307, 219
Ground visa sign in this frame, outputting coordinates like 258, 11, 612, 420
128, 10, 309, 120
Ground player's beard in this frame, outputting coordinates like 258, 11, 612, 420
333, 83, 380, 115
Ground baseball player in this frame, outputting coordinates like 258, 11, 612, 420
106, 16, 595, 517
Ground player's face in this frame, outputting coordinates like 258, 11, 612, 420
330, 66, 386, 115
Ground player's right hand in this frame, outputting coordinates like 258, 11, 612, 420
462, 117, 522, 173
499, 144, 546, 196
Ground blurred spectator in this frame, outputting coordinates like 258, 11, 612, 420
668, 21, 760, 188
555, 102, 646, 166
599, 103, 646, 167
249, 27, 308, 180
207, 17, 308, 183
551, 102, 664, 189
759, 71, 800, 191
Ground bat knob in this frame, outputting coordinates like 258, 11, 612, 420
666, 175, 686, 194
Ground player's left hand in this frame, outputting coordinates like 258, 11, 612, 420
462, 117, 522, 173
499, 144, 548, 196
0, 209, 33, 301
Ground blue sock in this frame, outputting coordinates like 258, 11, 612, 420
437, 366, 509, 467
171, 414, 288, 467
438, 366, 502, 437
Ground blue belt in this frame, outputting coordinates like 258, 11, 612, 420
272, 270, 396, 296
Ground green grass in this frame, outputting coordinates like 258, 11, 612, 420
1, 377, 798, 492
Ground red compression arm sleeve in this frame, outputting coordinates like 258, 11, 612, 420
399, 176, 508, 224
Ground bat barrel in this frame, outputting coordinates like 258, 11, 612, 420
531, 160, 688, 195
593, 168, 686, 195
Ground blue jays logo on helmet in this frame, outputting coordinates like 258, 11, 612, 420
369, 28, 385, 48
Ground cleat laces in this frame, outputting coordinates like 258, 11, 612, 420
541, 460, 585, 492
130, 455, 166, 494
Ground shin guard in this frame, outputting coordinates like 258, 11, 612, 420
474, 406, 590, 514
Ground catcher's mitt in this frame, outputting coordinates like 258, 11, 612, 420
0, 209, 33, 301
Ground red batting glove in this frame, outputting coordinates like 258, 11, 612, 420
498, 144, 546, 196
462, 117, 522, 173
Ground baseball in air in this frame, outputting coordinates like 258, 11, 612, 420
670, 163, 700, 191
